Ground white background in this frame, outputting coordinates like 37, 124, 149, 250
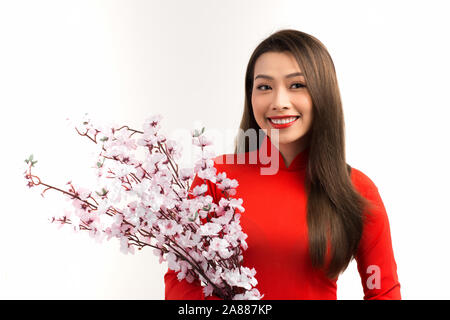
1, 0, 449, 299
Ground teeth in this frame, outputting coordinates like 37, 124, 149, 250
270, 116, 298, 124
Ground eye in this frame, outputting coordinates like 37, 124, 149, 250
256, 84, 270, 91
291, 83, 306, 89
256, 83, 306, 91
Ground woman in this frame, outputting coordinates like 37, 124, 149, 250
164, 29, 401, 299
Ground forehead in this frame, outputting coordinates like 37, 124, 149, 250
254, 51, 302, 74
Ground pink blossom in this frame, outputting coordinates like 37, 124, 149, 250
232, 288, 264, 300
197, 166, 217, 182
175, 229, 196, 248
192, 183, 208, 196
157, 220, 182, 236
89, 227, 105, 243
143, 114, 163, 135
209, 237, 232, 259
199, 222, 222, 236
120, 236, 135, 255
179, 167, 195, 182
203, 283, 214, 297
217, 177, 239, 192
166, 251, 179, 271
137, 132, 158, 148
192, 135, 213, 148
27, 114, 261, 300
153, 247, 165, 264
166, 139, 182, 160
221, 266, 257, 290
176, 261, 192, 283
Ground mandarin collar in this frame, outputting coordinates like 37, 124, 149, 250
257, 134, 309, 172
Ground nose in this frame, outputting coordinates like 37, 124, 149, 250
272, 105, 289, 111
272, 87, 291, 111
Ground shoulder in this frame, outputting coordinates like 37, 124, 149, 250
350, 166, 388, 222
212, 152, 256, 170
349, 166, 379, 197
212, 152, 251, 163
209, 152, 261, 188
212, 153, 231, 166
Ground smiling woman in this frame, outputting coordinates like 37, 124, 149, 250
251, 51, 314, 167
164, 29, 401, 300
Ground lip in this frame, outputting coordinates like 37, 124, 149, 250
267, 116, 300, 129
267, 115, 301, 119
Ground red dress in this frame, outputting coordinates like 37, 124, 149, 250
164, 135, 401, 300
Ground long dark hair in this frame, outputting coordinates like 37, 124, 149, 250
234, 29, 373, 279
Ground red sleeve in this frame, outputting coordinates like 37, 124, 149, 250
352, 169, 401, 300
164, 159, 223, 300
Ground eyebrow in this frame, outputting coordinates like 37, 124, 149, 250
254, 72, 304, 80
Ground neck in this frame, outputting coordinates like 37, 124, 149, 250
276, 136, 310, 168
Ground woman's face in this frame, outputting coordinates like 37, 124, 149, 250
251, 51, 314, 151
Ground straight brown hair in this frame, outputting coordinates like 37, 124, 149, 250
234, 29, 373, 279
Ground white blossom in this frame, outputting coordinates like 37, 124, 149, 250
199, 222, 222, 236
192, 183, 208, 196
31, 114, 261, 300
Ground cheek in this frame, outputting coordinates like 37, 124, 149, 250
303, 109, 314, 130
251, 97, 266, 121
299, 95, 313, 121
306, 102, 314, 121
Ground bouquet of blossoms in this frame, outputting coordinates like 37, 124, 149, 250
23, 114, 262, 300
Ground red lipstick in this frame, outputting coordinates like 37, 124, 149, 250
267, 115, 300, 129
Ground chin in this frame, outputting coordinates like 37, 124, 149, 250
276, 133, 307, 144
279, 137, 300, 145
